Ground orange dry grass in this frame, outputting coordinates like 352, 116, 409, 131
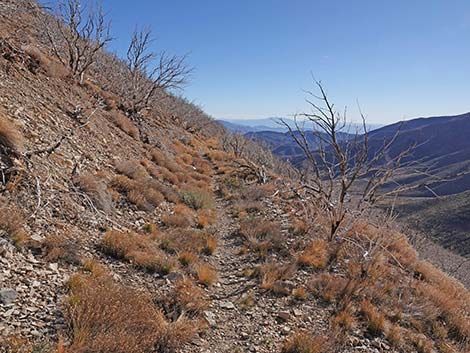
171, 277, 209, 315
112, 110, 140, 140
65, 274, 197, 353
195, 263, 218, 286
361, 299, 386, 336
0, 116, 24, 153
0, 205, 28, 246
159, 228, 217, 255
332, 309, 356, 331
297, 239, 329, 269
178, 251, 198, 267
239, 218, 283, 256
308, 273, 348, 303
259, 262, 296, 292
197, 209, 217, 228
281, 332, 327, 353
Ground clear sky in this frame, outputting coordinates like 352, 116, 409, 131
48, 0, 470, 123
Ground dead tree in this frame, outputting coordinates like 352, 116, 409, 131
221, 132, 248, 158
126, 27, 192, 119
45, 0, 112, 83
282, 80, 429, 239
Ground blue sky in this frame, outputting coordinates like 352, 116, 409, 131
48, 0, 470, 123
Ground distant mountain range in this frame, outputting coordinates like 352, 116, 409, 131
228, 113, 470, 256
218, 117, 383, 134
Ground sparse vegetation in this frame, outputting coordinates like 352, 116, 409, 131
65, 273, 196, 353
281, 332, 327, 353
195, 262, 218, 286
297, 239, 329, 269
0, 117, 24, 154
180, 187, 214, 210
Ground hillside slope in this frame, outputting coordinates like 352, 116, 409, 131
395, 191, 470, 256
1, 2, 470, 353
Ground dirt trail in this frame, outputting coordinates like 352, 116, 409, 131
182, 174, 330, 353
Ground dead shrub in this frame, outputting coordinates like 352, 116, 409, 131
361, 299, 386, 336
76, 174, 114, 213
42, 234, 80, 265
196, 209, 217, 228
297, 239, 329, 269
195, 263, 217, 286
180, 188, 214, 210
0, 116, 24, 154
239, 218, 284, 256
308, 273, 348, 303
170, 277, 209, 316
127, 250, 177, 274
112, 110, 140, 140
258, 262, 296, 292
332, 309, 356, 331
0, 205, 28, 246
281, 332, 328, 353
115, 160, 148, 180
65, 274, 169, 353
178, 251, 198, 267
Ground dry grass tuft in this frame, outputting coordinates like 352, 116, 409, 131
0, 205, 28, 247
0, 116, 24, 154
292, 287, 307, 301
258, 262, 296, 293
111, 110, 140, 139
361, 299, 386, 336
196, 208, 217, 228
308, 273, 348, 303
42, 233, 80, 265
162, 204, 195, 228
289, 218, 310, 236
180, 187, 214, 210
127, 250, 177, 274
170, 277, 209, 316
297, 239, 329, 269
239, 218, 283, 256
76, 174, 114, 213
178, 251, 198, 267
65, 274, 196, 353
159, 228, 217, 256
101, 230, 176, 274
331, 309, 356, 331
195, 263, 218, 286
281, 332, 328, 353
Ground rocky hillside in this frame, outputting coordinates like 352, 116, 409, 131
1, 2, 470, 353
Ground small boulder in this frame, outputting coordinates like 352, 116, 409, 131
0, 288, 17, 305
